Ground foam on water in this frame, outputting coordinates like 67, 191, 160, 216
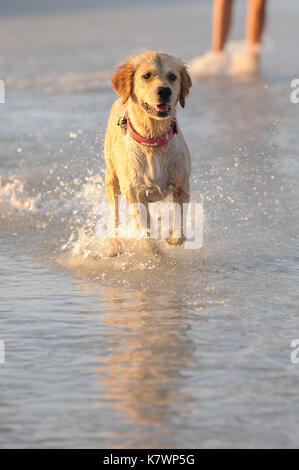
189, 41, 261, 78
0, 168, 198, 281
6, 70, 111, 94
0, 176, 41, 213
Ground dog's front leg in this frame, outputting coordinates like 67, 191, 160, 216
126, 186, 151, 240
105, 166, 122, 257
168, 184, 190, 245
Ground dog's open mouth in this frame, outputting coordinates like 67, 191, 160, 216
155, 103, 171, 116
143, 102, 171, 118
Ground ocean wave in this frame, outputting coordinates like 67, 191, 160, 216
5, 70, 111, 93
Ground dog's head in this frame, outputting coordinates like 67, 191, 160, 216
111, 51, 192, 119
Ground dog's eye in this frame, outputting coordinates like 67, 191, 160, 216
143, 72, 151, 79
168, 73, 177, 82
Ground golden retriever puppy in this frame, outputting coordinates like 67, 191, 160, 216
104, 51, 192, 256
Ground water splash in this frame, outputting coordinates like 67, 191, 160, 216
189, 41, 260, 78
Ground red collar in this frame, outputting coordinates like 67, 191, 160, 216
123, 112, 179, 148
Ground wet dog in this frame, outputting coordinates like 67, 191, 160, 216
104, 51, 192, 256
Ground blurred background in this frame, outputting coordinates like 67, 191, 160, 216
1, 0, 299, 449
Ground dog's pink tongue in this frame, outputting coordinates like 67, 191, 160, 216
156, 104, 170, 112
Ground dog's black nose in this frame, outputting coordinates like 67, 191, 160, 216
157, 87, 172, 101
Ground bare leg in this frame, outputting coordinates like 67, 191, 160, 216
212, 0, 234, 52
246, 0, 266, 48
168, 186, 190, 245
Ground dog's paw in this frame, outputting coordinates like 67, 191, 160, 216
106, 239, 122, 257
145, 187, 162, 201
144, 185, 170, 202
166, 234, 186, 246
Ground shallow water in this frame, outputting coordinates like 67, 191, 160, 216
1, 0, 299, 449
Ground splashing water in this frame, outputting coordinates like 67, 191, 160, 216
189, 41, 261, 78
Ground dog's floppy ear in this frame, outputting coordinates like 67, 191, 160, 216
179, 64, 192, 108
110, 59, 135, 103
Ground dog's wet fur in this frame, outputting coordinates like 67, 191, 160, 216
104, 51, 192, 256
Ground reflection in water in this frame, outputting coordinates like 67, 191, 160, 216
96, 285, 196, 445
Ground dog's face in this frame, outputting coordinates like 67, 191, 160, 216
111, 51, 192, 119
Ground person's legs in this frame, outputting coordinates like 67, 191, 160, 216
212, 0, 234, 52
246, 0, 266, 48
190, 0, 266, 76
